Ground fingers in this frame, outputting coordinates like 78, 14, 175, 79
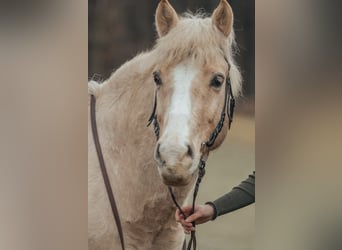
185, 212, 201, 224
175, 205, 212, 234
183, 225, 195, 233
180, 205, 194, 213
175, 207, 196, 233
182, 219, 195, 234
175, 209, 193, 227
175, 205, 192, 222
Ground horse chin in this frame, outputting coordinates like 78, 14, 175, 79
160, 167, 192, 187
161, 177, 191, 187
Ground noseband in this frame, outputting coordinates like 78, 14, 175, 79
147, 65, 235, 250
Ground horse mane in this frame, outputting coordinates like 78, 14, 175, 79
153, 13, 242, 97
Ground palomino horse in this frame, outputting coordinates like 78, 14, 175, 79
88, 0, 242, 249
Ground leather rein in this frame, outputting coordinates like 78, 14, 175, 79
89, 64, 235, 250
147, 66, 235, 250
90, 95, 125, 250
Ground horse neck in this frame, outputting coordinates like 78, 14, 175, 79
98, 52, 156, 139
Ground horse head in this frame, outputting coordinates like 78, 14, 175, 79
150, 0, 241, 186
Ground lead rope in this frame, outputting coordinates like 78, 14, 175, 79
167, 156, 206, 250
148, 73, 235, 250
90, 95, 125, 250
185, 151, 208, 250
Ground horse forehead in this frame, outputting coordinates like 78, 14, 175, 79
169, 63, 197, 103
169, 59, 227, 80
172, 63, 198, 82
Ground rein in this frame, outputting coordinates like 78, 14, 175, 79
147, 71, 235, 250
90, 95, 125, 250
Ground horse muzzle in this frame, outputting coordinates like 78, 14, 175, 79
154, 142, 195, 186
160, 165, 193, 186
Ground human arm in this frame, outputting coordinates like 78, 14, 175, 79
175, 171, 255, 232
208, 171, 255, 219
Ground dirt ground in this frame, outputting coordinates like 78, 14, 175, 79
185, 114, 255, 250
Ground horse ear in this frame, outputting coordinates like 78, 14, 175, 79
155, 0, 179, 37
211, 0, 234, 37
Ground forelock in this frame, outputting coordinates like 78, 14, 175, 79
153, 13, 242, 97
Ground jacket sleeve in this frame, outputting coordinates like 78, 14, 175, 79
206, 171, 255, 220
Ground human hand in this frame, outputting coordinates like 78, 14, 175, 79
175, 204, 214, 234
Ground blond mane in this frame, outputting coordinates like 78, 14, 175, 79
153, 13, 242, 97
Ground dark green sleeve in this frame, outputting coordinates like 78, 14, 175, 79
206, 171, 255, 220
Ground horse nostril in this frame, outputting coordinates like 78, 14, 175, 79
186, 144, 193, 159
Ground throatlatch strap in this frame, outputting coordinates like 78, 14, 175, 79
90, 95, 125, 250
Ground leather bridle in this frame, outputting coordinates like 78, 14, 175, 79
147, 64, 235, 250
89, 63, 235, 250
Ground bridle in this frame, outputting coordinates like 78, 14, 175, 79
147, 63, 235, 250
89, 63, 235, 250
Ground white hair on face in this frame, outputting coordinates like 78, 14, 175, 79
159, 62, 197, 161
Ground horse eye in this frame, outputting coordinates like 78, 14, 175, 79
210, 74, 224, 88
153, 71, 162, 86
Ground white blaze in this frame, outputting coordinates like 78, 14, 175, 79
160, 63, 197, 157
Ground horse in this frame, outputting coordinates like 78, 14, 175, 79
88, 0, 242, 249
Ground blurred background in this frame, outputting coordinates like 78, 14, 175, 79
88, 0, 255, 106
89, 0, 255, 249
